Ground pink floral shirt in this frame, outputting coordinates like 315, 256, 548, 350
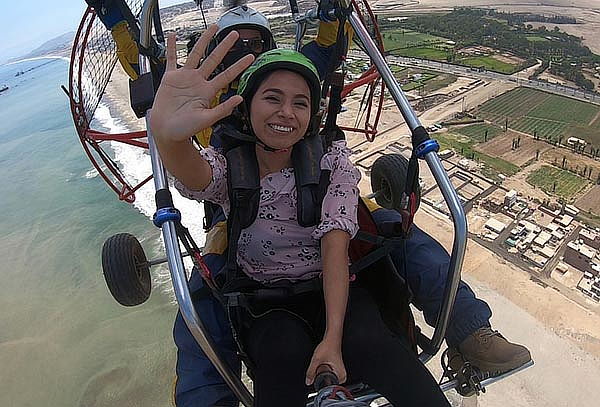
175, 140, 361, 282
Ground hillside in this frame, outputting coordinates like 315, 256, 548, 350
10, 31, 74, 62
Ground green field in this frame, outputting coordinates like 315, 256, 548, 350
453, 123, 504, 142
457, 55, 519, 74
402, 73, 437, 91
526, 165, 589, 199
477, 87, 600, 145
421, 73, 458, 93
389, 67, 457, 94
383, 29, 449, 51
526, 36, 551, 43
390, 46, 453, 60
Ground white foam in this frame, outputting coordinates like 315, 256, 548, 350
5, 55, 69, 65
92, 103, 207, 300
83, 168, 99, 179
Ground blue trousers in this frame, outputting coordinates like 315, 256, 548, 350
173, 208, 491, 406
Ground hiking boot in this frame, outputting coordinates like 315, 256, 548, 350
448, 327, 531, 375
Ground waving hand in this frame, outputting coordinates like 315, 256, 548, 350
150, 25, 254, 143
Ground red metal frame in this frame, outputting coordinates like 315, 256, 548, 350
339, 0, 386, 141
69, 6, 150, 203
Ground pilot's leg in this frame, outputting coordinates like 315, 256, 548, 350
371, 208, 531, 374
173, 258, 239, 407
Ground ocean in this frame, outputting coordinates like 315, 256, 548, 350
0, 58, 190, 406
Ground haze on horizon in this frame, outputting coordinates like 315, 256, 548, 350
0, 0, 189, 64
4, 0, 600, 64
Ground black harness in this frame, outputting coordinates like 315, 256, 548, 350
222, 133, 330, 293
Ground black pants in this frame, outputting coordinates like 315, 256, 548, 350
241, 286, 450, 407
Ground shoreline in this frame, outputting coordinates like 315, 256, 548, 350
4, 55, 70, 66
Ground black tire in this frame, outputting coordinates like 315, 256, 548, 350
101, 233, 151, 306
371, 154, 421, 212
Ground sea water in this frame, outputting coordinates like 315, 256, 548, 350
0, 58, 184, 406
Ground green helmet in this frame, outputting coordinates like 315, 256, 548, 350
237, 49, 322, 116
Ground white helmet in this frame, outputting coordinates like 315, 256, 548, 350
215, 5, 276, 50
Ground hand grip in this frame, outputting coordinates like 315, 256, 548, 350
314, 365, 339, 391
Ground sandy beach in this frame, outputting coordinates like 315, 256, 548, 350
415, 207, 600, 406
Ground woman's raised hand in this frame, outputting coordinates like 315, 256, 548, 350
149, 25, 254, 144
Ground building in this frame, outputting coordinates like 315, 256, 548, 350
540, 204, 561, 217
458, 158, 472, 171
533, 231, 552, 247
579, 228, 600, 249
578, 275, 600, 302
557, 214, 574, 228
504, 190, 517, 207
564, 241, 597, 276
567, 137, 586, 147
551, 229, 565, 242
519, 220, 541, 234
439, 149, 454, 159
509, 225, 526, 239
539, 245, 557, 259
523, 249, 547, 268
506, 200, 528, 218
485, 218, 507, 234
564, 204, 580, 218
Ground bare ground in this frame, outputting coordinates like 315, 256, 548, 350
576, 185, 600, 214
475, 131, 552, 167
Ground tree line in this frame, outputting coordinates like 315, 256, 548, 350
386, 8, 599, 90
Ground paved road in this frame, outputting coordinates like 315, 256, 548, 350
349, 50, 600, 105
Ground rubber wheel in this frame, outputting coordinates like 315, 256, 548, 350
371, 154, 421, 213
101, 233, 151, 306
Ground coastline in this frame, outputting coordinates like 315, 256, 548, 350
4, 54, 70, 65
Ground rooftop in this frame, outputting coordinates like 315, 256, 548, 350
567, 241, 596, 259
580, 228, 598, 241
558, 214, 574, 227
485, 218, 507, 233
534, 231, 552, 246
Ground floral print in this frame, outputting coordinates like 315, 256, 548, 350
174, 140, 361, 282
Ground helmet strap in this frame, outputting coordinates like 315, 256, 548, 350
255, 139, 290, 153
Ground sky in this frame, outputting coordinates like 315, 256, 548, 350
0, 0, 190, 63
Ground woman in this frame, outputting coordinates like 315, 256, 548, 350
150, 26, 449, 407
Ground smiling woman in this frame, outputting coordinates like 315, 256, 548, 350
248, 70, 311, 157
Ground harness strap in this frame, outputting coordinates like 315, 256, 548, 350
225, 144, 261, 282
224, 277, 323, 308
